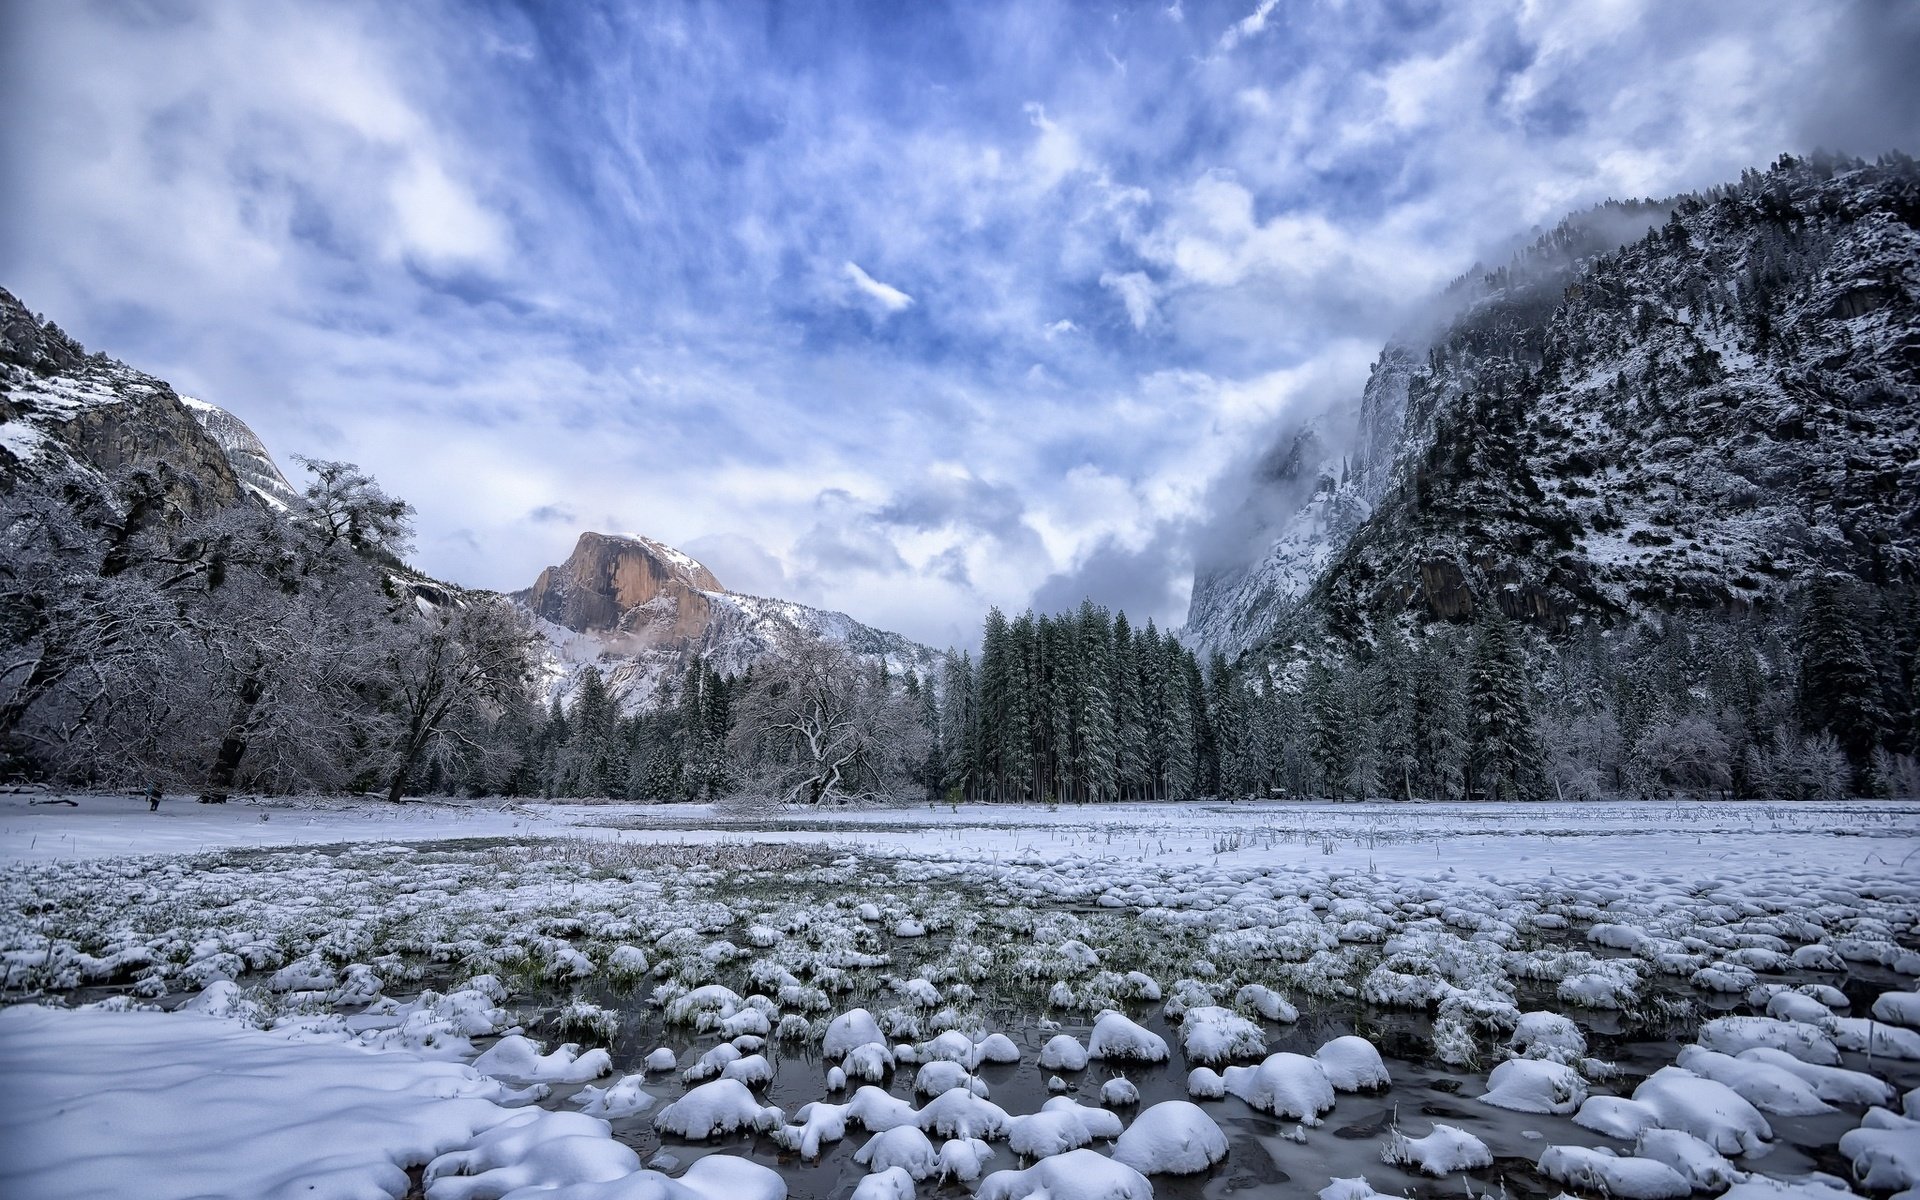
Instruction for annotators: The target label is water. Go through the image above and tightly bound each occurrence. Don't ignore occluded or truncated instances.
[502,957,1920,1200]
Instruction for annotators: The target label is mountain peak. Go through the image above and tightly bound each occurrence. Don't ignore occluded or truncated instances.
[524,530,723,637]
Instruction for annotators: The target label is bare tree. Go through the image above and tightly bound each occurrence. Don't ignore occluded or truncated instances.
[726,630,926,808]
[371,598,539,802]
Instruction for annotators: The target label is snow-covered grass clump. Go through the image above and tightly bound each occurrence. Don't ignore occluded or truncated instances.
[1383,1124,1492,1175]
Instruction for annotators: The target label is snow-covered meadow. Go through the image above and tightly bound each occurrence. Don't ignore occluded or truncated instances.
[1,796,1917,1200]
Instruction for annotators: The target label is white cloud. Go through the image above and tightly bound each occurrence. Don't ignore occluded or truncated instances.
[842,261,915,313]
[1099,270,1160,331]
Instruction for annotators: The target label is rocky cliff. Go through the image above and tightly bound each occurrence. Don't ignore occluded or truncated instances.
[1187,153,1920,655]
[520,531,940,712]
[1,287,245,518]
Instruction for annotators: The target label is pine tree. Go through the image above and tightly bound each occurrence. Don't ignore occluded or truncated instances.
[1797,574,1886,791]
[1110,613,1146,801]
[1468,613,1538,800]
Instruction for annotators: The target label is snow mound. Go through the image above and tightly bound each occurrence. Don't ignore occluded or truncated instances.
[575,1074,658,1119]
[1223,1052,1337,1120]
[1675,1046,1831,1115]
[471,1035,613,1084]
[1181,1005,1266,1064]
[774,1101,848,1159]
[1509,1011,1586,1062]
[425,1109,639,1199]
[1871,990,1920,1029]
[0,1006,523,1200]
[1574,1095,1663,1138]
[854,1125,938,1179]
[851,1165,916,1200]
[1478,1058,1587,1114]
[1088,1010,1170,1062]
[1187,1067,1226,1099]
[1040,1033,1089,1071]
[1382,1124,1492,1175]
[1696,1017,1840,1065]
[1632,1067,1772,1156]
[1113,1100,1228,1175]
[1635,1128,1744,1193]
[917,1086,1013,1139]
[976,1147,1153,1200]
[1735,1048,1895,1107]
[1837,1106,1920,1192]
[825,1008,888,1058]
[1537,1145,1691,1200]
[1315,1035,1390,1091]
[1823,1016,1920,1059]
[652,1079,782,1139]
[1235,983,1298,1022]
[936,1137,995,1182]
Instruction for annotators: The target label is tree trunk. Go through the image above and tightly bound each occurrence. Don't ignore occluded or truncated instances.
[201,673,266,802]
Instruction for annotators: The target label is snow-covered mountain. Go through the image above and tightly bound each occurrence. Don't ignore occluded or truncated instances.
[180,396,298,509]
[1,285,939,715]
[1,287,247,518]
[1187,153,1920,656]
[519,530,940,712]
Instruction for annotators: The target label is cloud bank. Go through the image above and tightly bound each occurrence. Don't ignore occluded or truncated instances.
[1,0,1912,650]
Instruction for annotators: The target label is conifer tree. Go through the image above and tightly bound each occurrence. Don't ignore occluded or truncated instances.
[1468,612,1538,800]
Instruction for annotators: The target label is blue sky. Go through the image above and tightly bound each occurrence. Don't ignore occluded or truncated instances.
[3,0,1914,648]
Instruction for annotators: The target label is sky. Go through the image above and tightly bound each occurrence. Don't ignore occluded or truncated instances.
[3,0,1915,651]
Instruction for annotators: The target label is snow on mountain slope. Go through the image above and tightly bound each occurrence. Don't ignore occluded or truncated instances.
[1188,154,1920,654]
[180,396,299,509]
[521,531,940,712]
[0,287,245,517]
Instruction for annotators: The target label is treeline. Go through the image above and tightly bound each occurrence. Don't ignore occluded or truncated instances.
[2,460,538,800]
[921,578,1918,806]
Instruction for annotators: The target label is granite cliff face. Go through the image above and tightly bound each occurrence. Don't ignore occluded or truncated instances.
[1186,154,1920,655]
[520,531,940,712]
[1,287,244,518]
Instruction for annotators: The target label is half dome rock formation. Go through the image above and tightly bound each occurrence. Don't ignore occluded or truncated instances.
[518,532,938,712]
[525,531,722,644]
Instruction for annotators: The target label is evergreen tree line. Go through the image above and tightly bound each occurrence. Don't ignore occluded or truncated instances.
[490,661,744,802]
[915,578,1919,806]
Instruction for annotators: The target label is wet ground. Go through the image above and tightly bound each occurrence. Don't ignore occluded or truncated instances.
[466,949,1920,1200]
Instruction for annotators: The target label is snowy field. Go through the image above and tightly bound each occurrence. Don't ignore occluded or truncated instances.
[1,797,1917,1200]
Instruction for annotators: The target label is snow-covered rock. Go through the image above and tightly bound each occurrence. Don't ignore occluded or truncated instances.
[1087,1010,1169,1063]
[1478,1058,1587,1115]
[651,1079,782,1139]
[1223,1052,1337,1120]
[976,1148,1153,1200]
[1112,1101,1229,1175]
[1538,1145,1691,1200]
[1315,1035,1389,1091]
[1382,1124,1492,1176]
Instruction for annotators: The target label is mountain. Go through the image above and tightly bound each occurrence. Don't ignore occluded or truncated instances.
[0,285,938,717]
[180,396,298,509]
[1187,153,1920,656]
[1,287,246,518]
[519,530,940,712]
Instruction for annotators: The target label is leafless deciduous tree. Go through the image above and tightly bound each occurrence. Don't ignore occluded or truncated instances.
[726,630,926,808]
[370,597,539,803]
